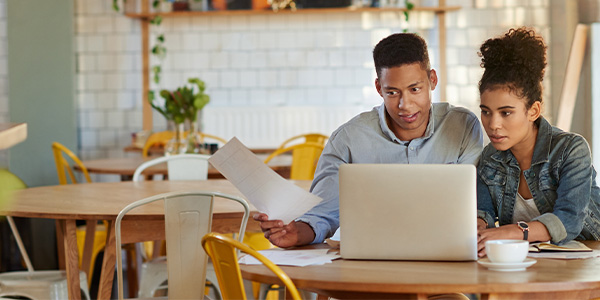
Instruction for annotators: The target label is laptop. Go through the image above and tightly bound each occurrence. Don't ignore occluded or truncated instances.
[338,164,477,261]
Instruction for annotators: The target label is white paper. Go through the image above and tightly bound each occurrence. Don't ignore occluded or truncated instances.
[208,137,322,224]
[238,248,341,266]
[527,249,600,260]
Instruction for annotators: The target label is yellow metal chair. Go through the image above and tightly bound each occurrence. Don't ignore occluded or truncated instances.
[201,233,302,300]
[264,142,325,180]
[51,142,106,286]
[277,133,328,149]
[142,131,174,158]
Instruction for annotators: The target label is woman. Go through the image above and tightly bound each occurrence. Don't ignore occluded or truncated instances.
[476,27,600,256]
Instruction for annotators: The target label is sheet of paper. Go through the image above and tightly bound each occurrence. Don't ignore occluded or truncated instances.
[239,248,341,266]
[208,137,322,224]
[527,249,600,260]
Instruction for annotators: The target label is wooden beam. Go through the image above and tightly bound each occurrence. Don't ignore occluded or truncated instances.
[556,24,589,131]
[142,0,153,131]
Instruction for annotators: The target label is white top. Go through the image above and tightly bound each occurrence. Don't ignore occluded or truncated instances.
[513,193,541,223]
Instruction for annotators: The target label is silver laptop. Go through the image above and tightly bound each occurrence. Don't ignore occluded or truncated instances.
[339,164,477,261]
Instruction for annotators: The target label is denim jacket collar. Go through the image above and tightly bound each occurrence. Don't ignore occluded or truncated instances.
[489,116,552,168]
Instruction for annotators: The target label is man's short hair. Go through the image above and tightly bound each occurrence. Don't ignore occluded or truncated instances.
[373,33,431,77]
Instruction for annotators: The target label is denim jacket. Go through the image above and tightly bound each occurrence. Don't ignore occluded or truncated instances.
[477,116,600,244]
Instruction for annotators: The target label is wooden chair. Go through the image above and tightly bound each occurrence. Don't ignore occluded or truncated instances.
[50,142,106,287]
[115,191,250,300]
[0,169,91,300]
[201,232,301,300]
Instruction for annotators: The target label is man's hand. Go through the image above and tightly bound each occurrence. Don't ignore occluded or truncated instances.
[253,213,315,248]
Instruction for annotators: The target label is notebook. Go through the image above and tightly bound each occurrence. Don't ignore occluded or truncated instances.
[338,164,478,261]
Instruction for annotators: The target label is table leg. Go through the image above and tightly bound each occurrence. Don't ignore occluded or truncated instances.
[58,219,82,300]
[55,220,65,269]
[81,220,97,283]
[98,220,117,300]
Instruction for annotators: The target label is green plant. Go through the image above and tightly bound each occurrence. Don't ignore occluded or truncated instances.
[148,78,211,124]
[113,0,166,85]
[403,0,414,33]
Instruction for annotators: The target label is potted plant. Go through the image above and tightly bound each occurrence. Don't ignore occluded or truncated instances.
[148,77,210,154]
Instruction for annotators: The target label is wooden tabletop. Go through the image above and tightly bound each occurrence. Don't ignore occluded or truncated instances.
[2,179,312,300]
[241,241,600,299]
[0,123,27,150]
[77,154,292,180]
[2,179,310,221]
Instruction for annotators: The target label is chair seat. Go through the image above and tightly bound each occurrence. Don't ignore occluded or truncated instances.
[0,270,90,300]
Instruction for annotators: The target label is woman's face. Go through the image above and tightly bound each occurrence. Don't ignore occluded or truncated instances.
[479,87,540,152]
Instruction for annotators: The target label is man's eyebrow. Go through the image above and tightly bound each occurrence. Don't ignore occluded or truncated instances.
[407,80,424,88]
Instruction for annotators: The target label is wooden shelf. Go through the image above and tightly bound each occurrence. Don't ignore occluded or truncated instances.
[125,6,460,19]
[0,123,27,150]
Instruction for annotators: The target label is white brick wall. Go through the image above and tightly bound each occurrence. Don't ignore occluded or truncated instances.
[0,0,555,162]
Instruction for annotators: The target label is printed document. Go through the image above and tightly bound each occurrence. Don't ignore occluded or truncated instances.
[208,137,322,224]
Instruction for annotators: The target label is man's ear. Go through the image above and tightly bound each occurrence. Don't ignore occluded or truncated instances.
[375,78,383,97]
[429,69,438,90]
[528,101,542,121]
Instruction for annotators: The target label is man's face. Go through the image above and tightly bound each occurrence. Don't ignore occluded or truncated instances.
[375,64,437,141]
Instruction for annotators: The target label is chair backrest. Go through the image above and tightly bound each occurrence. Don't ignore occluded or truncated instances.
[277,133,328,150]
[0,169,33,272]
[115,191,250,300]
[51,142,91,184]
[142,131,175,158]
[264,142,325,180]
[201,232,301,300]
[198,132,227,145]
[132,154,211,181]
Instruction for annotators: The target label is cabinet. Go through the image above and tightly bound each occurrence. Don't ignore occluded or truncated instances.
[123,1,459,130]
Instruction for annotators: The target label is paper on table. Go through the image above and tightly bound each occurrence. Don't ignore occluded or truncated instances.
[208,137,322,224]
[238,248,341,266]
[527,249,600,260]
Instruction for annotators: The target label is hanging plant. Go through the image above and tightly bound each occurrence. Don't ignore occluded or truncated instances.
[403,0,414,33]
[113,0,167,97]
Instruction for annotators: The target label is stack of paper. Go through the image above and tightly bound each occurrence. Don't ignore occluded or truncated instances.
[239,248,341,267]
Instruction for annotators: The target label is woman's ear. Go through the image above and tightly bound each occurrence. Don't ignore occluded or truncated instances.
[528,101,542,121]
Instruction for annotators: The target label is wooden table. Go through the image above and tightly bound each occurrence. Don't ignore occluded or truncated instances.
[78,154,291,181]
[241,241,600,300]
[1,179,312,300]
[0,123,27,150]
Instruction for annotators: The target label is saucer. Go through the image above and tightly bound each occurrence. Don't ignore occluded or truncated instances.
[477,258,537,272]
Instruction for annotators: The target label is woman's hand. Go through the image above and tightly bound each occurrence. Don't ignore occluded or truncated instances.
[477,224,522,257]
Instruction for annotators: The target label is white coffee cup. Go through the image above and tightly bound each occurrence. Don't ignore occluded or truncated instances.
[485,240,529,263]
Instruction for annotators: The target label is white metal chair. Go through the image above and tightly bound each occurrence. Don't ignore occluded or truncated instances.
[0,169,91,300]
[115,191,249,300]
[133,153,211,182]
[132,154,217,298]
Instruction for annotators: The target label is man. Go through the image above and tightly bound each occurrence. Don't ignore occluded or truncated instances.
[256,33,484,248]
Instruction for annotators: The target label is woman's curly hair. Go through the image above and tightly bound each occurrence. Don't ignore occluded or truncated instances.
[478,27,547,108]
